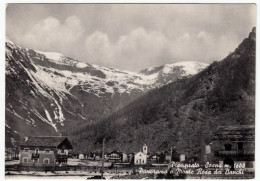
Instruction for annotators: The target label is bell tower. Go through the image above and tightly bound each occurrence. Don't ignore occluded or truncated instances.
[142,144,148,155]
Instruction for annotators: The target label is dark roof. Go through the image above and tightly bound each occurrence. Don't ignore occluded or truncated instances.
[108,151,123,155]
[214,125,254,141]
[20,136,73,149]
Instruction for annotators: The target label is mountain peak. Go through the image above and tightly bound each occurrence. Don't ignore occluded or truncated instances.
[249,27,256,41]
[139,61,208,76]
[6,37,14,45]
[252,27,256,33]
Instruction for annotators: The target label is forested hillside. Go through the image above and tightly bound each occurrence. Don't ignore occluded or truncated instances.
[71,28,255,159]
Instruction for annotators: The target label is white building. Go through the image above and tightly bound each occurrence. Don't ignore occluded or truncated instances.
[180,154,186,162]
[134,151,147,165]
[205,145,211,154]
[79,153,85,160]
[122,152,128,162]
[134,144,148,165]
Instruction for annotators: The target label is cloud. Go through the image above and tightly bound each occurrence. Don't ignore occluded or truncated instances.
[7,4,255,72]
[84,27,241,71]
[20,16,84,53]
[6,4,255,71]
[85,31,114,66]
[16,16,242,72]
[167,31,240,63]
[116,28,167,61]
[84,27,168,70]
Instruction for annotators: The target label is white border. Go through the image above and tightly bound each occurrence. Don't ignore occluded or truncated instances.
[1,1,259,181]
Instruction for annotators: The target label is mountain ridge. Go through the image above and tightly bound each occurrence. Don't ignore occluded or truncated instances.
[70,28,255,156]
[5,38,208,147]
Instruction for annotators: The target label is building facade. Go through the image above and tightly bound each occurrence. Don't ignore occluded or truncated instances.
[5,147,19,161]
[19,136,73,166]
[134,151,147,165]
[205,125,254,172]
[134,144,148,165]
[148,154,160,163]
[108,151,128,162]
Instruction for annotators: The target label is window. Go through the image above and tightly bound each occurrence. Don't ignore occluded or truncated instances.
[33,158,38,163]
[22,157,28,163]
[245,161,254,168]
[224,144,232,151]
[238,142,243,150]
[24,148,29,152]
[136,160,138,163]
[143,160,144,163]
[43,158,50,164]
[35,148,39,154]
[45,149,50,153]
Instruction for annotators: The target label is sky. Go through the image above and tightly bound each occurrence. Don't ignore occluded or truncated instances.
[6,4,256,72]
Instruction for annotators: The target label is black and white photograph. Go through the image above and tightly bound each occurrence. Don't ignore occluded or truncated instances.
[4,3,257,179]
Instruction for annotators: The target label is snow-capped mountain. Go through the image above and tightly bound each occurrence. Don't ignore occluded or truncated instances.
[139,61,208,85]
[5,38,208,145]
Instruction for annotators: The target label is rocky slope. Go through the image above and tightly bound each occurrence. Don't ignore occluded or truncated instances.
[74,28,255,157]
[5,38,207,146]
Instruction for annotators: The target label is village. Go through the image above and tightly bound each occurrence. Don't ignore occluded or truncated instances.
[5,125,255,179]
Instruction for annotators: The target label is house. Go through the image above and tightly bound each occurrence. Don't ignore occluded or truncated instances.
[179,154,186,162]
[104,154,109,161]
[205,125,254,172]
[88,152,96,160]
[121,152,128,162]
[19,136,73,166]
[148,154,160,163]
[134,144,148,165]
[5,147,19,161]
[107,151,128,162]
[79,153,85,160]
[95,155,101,161]
[165,155,172,162]
[128,153,135,164]
[108,151,121,162]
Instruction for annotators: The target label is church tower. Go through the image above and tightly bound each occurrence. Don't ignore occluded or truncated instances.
[142,144,148,155]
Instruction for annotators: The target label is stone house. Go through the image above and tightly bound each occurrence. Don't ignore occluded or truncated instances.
[19,136,73,166]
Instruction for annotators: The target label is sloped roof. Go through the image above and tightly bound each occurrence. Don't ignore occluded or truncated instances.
[108,151,127,155]
[134,151,147,156]
[20,136,73,149]
[108,151,122,155]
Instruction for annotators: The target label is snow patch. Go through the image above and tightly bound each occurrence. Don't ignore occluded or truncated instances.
[76,62,88,68]
[44,110,58,132]
[5,124,11,129]
[35,50,64,61]
[163,61,208,75]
